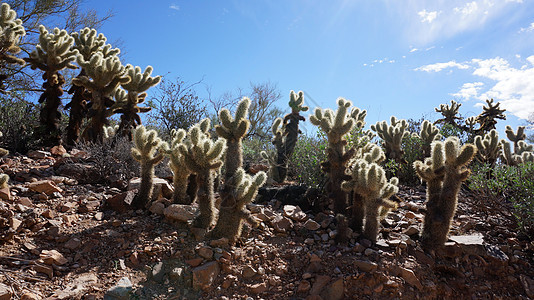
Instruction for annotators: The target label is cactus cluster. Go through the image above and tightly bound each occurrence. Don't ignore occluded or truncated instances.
[419,120,442,158]
[262,90,308,183]
[476,99,506,133]
[414,137,476,249]
[0,2,25,92]
[474,129,501,166]
[130,126,167,208]
[434,100,462,126]
[371,116,409,164]
[499,125,534,165]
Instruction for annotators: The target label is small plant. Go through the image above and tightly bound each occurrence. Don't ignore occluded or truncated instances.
[414,137,476,249]
[288,133,328,188]
[130,125,167,208]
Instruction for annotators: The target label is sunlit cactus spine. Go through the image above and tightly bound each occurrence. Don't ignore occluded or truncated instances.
[500,139,533,166]
[370,116,409,164]
[0,3,26,93]
[474,129,501,166]
[24,25,78,146]
[414,137,476,249]
[115,65,161,139]
[166,128,192,204]
[419,120,442,158]
[211,168,267,241]
[131,126,167,208]
[263,90,308,183]
[179,125,226,229]
[476,99,506,134]
[310,98,357,214]
[434,100,462,127]
[505,125,526,153]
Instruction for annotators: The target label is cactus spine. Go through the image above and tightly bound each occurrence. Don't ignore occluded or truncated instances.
[178,125,225,229]
[474,129,501,166]
[166,128,192,204]
[131,126,167,208]
[476,99,506,133]
[419,120,442,158]
[414,137,476,249]
[371,116,409,163]
[264,90,308,183]
[24,25,78,146]
[434,100,462,127]
[309,98,357,214]
[505,125,526,154]
[0,3,26,92]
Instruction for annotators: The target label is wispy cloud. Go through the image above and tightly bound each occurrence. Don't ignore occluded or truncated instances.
[519,22,534,33]
[364,58,396,67]
[169,4,180,11]
[415,61,470,72]
[421,56,534,119]
[418,9,439,23]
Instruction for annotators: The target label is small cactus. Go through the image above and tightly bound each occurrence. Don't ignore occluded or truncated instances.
[211,168,267,241]
[179,125,226,229]
[131,126,167,208]
[371,116,409,164]
[505,125,526,154]
[414,137,476,249]
[419,120,442,158]
[474,129,501,166]
[166,128,192,204]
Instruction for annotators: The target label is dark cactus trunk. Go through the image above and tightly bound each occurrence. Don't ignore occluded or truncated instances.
[275,113,305,182]
[65,70,90,145]
[349,192,365,233]
[38,71,65,146]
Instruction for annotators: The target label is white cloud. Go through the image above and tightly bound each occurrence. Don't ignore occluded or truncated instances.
[418,9,439,23]
[453,2,479,16]
[410,48,418,53]
[519,22,534,33]
[169,4,180,11]
[415,61,470,72]
[428,56,534,120]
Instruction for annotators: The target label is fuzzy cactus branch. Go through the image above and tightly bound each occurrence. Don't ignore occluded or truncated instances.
[434,100,462,126]
[476,99,506,133]
[474,129,501,166]
[370,116,409,164]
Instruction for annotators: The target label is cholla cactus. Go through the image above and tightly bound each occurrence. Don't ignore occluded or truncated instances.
[211,168,267,241]
[342,159,398,242]
[73,51,130,142]
[0,131,7,188]
[131,126,167,208]
[500,140,534,166]
[24,25,78,145]
[419,120,442,158]
[115,65,161,139]
[414,137,476,249]
[476,99,506,133]
[505,125,526,153]
[179,125,226,229]
[66,28,113,145]
[474,129,501,166]
[262,90,308,183]
[0,3,25,66]
[103,124,119,140]
[309,98,357,214]
[435,100,462,126]
[371,116,409,164]
[166,128,192,204]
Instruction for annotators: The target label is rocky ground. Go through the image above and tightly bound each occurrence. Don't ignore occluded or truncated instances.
[0,148,533,300]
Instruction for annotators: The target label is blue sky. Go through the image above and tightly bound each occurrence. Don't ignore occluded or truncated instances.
[87,0,534,136]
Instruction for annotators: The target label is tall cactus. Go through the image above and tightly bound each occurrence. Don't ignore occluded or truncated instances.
[434,100,463,127]
[476,99,506,133]
[0,3,26,92]
[72,51,130,142]
[474,129,501,166]
[166,128,191,204]
[263,90,308,183]
[414,137,476,249]
[419,120,442,158]
[131,126,167,208]
[211,168,267,241]
[115,65,161,139]
[310,98,358,214]
[371,116,409,164]
[66,28,111,145]
[505,125,526,154]
[24,25,78,146]
[178,125,225,229]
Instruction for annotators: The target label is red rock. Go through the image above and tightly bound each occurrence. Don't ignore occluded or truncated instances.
[0,282,12,300]
[106,190,136,213]
[192,261,220,291]
[0,187,11,201]
[50,145,67,156]
[271,215,293,232]
[249,282,268,294]
[310,275,330,295]
[21,292,41,300]
[33,263,54,278]
[297,280,311,294]
[28,180,63,195]
[42,209,56,219]
[186,258,204,267]
[40,249,68,265]
[322,278,344,300]
[284,205,307,221]
[397,267,423,291]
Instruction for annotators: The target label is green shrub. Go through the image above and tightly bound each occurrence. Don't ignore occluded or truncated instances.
[0,94,40,153]
[469,162,534,238]
[287,132,328,188]
[243,137,273,166]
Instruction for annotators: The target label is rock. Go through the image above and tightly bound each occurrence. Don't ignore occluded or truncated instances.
[169,267,184,282]
[164,204,198,222]
[0,282,12,300]
[50,145,67,156]
[248,282,268,294]
[78,200,100,213]
[64,238,82,250]
[271,215,293,232]
[186,258,203,268]
[56,163,102,184]
[27,150,50,159]
[0,187,11,201]
[322,278,344,300]
[106,190,136,213]
[297,280,311,294]
[40,249,68,265]
[104,277,132,300]
[198,246,214,259]
[20,293,40,300]
[9,217,22,231]
[192,261,220,291]
[354,260,378,272]
[149,201,165,215]
[17,197,32,206]
[242,266,257,279]
[485,244,509,262]
[310,275,330,295]
[28,180,63,195]
[58,201,77,212]
[449,234,484,245]
[304,219,321,231]
[520,274,534,299]
[128,177,173,200]
[42,209,56,219]
[210,237,229,247]
[32,263,53,278]
[403,225,420,236]
[283,205,307,221]
[398,267,423,291]
[53,273,98,299]
[151,262,166,283]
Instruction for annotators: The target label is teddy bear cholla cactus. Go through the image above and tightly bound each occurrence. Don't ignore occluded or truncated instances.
[131,125,167,208]
[178,124,225,229]
[474,129,501,166]
[419,120,442,158]
[0,3,26,93]
[414,137,476,249]
[371,116,409,164]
